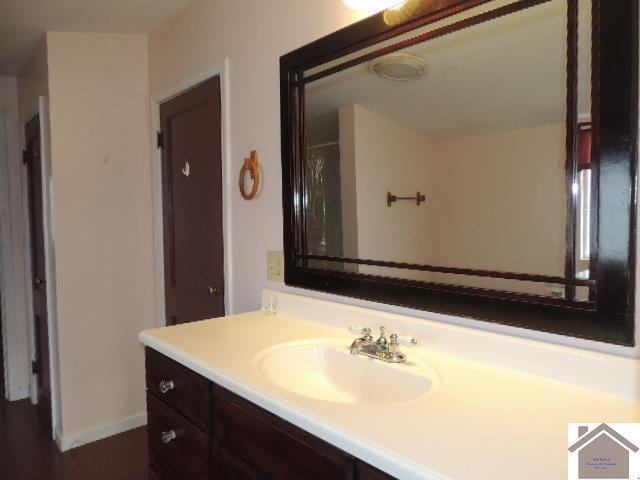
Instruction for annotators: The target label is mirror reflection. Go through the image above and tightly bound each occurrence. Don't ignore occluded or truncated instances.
[301,0,593,301]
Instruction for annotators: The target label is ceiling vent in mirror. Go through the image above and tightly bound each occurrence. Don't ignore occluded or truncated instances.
[370,53,429,81]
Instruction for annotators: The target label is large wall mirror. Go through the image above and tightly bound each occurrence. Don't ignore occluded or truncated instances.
[280,0,638,345]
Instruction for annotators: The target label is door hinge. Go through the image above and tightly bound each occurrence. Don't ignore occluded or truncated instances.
[156,131,163,149]
[31,360,38,375]
[22,149,29,165]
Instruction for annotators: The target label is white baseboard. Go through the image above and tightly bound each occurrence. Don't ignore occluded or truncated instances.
[53,426,64,450]
[7,385,30,402]
[57,412,147,452]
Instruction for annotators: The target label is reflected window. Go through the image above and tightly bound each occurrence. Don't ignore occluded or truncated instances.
[578,168,591,261]
[577,123,592,262]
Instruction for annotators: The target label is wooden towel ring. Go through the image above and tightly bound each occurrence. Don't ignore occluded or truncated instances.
[239,151,260,200]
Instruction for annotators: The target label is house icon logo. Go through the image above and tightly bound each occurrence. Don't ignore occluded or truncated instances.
[568,423,640,479]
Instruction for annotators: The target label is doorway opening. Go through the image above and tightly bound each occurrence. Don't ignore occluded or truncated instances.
[24,113,52,431]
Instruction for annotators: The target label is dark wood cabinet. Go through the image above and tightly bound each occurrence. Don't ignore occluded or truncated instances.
[357,463,397,480]
[145,348,399,480]
[147,394,210,480]
[212,385,354,480]
[146,347,211,433]
[212,444,269,480]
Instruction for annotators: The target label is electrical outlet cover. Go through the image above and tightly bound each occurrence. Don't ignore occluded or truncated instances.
[267,251,285,282]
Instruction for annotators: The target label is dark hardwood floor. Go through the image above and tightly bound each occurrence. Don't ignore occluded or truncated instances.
[0,399,148,479]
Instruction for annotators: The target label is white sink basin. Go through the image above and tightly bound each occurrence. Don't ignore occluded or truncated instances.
[254,340,435,404]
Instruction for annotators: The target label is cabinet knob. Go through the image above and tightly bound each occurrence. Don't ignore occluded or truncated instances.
[161,429,177,444]
[158,380,175,394]
[208,286,222,295]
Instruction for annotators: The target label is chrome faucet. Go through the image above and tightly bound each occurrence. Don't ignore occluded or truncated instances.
[349,326,414,363]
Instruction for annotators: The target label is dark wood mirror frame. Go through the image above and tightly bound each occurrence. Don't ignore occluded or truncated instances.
[280,0,638,346]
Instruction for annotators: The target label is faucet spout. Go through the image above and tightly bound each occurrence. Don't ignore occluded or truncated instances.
[349,326,410,364]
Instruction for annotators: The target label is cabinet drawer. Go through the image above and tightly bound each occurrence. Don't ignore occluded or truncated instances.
[357,462,398,480]
[212,443,268,480]
[212,386,354,480]
[146,347,211,433]
[148,394,210,480]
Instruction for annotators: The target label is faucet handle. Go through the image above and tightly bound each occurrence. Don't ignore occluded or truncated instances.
[388,334,407,362]
[377,326,388,346]
[389,334,400,353]
[349,325,372,340]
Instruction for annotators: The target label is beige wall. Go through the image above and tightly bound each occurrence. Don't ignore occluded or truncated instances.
[428,123,567,295]
[0,76,31,400]
[339,105,566,295]
[46,32,155,438]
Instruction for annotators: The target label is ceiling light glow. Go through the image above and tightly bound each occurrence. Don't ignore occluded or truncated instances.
[343,0,407,13]
[342,0,365,9]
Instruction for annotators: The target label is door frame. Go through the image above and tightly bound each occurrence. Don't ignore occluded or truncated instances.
[0,110,11,400]
[151,59,234,326]
[21,97,61,440]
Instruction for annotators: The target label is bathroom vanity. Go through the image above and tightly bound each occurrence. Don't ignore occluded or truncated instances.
[145,346,392,480]
[140,290,640,480]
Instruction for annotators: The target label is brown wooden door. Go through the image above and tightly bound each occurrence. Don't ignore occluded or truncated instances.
[160,77,225,325]
[24,115,51,426]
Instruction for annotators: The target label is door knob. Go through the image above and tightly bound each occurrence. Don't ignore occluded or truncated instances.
[161,430,177,444]
[208,286,222,295]
[158,380,175,394]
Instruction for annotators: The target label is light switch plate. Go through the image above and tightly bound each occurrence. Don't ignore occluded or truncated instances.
[267,251,285,283]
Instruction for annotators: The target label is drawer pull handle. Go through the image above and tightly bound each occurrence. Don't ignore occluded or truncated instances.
[161,429,177,444]
[158,380,175,394]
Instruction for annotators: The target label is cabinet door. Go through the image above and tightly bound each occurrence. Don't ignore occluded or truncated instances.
[211,443,268,480]
[212,386,354,480]
[357,462,398,480]
[148,394,210,480]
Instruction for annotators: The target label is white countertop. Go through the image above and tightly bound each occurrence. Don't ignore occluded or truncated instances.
[139,305,640,480]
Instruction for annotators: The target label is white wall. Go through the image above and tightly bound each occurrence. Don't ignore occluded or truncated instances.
[340,104,436,279]
[46,32,155,442]
[0,76,30,400]
[148,0,639,358]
